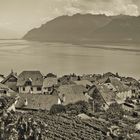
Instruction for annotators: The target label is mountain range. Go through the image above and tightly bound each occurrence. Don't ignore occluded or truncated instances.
[23,14,140,43]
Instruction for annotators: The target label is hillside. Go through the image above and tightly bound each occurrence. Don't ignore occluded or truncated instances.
[23,14,140,43]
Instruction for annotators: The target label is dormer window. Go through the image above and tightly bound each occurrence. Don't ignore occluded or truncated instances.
[25,78,32,86]
[25,81,32,86]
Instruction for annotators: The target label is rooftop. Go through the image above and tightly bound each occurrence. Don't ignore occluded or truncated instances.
[58,84,88,105]
[17,71,43,87]
[15,94,58,110]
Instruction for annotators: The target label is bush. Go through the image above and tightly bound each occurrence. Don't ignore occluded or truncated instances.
[106,102,124,121]
[66,101,89,115]
[50,104,66,115]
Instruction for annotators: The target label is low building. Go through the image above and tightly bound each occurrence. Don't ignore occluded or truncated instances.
[104,77,132,101]
[17,71,43,94]
[88,84,116,110]
[1,71,18,92]
[43,75,57,94]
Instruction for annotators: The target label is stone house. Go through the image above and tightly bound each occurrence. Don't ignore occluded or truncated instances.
[17,71,43,94]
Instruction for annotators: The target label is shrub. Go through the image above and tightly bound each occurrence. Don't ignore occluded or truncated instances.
[50,104,66,115]
[106,102,124,121]
[66,101,89,115]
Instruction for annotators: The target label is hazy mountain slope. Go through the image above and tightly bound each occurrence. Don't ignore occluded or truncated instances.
[23,14,111,42]
[23,14,140,43]
[90,16,140,42]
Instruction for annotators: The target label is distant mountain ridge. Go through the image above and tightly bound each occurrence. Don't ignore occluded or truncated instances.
[23,14,140,43]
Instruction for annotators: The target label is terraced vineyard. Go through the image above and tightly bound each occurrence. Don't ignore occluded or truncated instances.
[27,112,108,140]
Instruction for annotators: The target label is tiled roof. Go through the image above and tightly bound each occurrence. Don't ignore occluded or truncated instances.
[1,72,17,84]
[96,84,116,104]
[45,73,57,78]
[15,94,58,110]
[0,83,9,90]
[43,77,57,88]
[17,71,43,86]
[106,77,130,92]
[73,80,93,87]
[0,83,15,93]
[58,84,88,105]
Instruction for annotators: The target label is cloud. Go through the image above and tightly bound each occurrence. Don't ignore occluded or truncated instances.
[60,0,139,16]
[0,0,139,38]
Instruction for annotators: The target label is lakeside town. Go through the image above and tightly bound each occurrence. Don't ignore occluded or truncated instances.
[0,70,140,140]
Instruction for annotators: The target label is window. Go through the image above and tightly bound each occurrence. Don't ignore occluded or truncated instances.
[23,87,25,91]
[31,87,33,91]
[37,87,41,91]
[25,81,32,86]
[48,87,51,91]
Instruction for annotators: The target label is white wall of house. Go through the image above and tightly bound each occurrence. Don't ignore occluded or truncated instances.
[18,86,42,94]
[117,90,132,100]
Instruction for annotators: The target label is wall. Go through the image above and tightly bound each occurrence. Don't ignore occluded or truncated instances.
[117,90,132,100]
[18,86,42,94]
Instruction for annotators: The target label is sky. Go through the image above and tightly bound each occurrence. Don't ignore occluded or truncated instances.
[0,0,140,38]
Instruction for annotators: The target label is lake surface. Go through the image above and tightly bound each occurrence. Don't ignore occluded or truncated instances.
[0,40,140,79]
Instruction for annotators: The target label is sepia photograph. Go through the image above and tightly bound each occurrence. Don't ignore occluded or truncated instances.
[0,0,140,139]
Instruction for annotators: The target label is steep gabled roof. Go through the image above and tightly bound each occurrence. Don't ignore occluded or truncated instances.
[1,72,17,84]
[88,84,116,105]
[43,77,58,88]
[96,84,116,105]
[105,77,130,92]
[17,71,43,86]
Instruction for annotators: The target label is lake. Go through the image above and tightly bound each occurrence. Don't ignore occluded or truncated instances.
[0,40,139,79]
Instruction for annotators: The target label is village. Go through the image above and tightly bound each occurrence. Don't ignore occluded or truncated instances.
[0,70,140,140]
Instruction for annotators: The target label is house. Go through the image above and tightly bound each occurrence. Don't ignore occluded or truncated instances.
[17,71,43,94]
[0,83,18,97]
[0,74,5,82]
[43,74,58,94]
[88,84,116,110]
[0,83,10,95]
[1,70,18,92]
[104,77,132,100]
[15,93,58,111]
[57,84,88,105]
